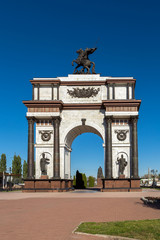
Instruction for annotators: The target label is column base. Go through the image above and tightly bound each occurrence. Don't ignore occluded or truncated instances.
[51,176,61,180]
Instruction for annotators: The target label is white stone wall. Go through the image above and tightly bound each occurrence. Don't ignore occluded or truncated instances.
[39,85,52,100]
[115,85,127,99]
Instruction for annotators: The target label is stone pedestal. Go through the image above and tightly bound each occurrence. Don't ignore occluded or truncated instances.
[40,175,48,179]
[119,174,125,179]
[23,179,73,192]
[97,178,103,188]
[102,178,141,192]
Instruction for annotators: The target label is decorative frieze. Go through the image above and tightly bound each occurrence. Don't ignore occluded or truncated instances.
[67,87,100,98]
[28,107,59,112]
[106,106,137,112]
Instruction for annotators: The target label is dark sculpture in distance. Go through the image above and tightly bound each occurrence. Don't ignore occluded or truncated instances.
[97,166,103,178]
[40,153,50,175]
[72,47,97,74]
[117,154,128,175]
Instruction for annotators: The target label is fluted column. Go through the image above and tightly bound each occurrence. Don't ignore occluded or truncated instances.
[105,116,113,178]
[27,117,35,179]
[53,117,61,178]
[131,116,139,178]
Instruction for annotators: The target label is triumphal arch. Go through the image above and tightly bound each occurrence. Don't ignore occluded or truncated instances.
[23,48,141,192]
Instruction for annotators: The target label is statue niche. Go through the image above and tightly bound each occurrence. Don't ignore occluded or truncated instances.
[40,153,50,176]
[117,154,128,177]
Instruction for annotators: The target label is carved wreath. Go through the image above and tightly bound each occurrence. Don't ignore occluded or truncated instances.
[67,87,100,98]
[115,130,129,141]
[39,131,53,141]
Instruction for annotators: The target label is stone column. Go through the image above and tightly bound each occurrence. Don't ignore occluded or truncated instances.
[105,116,113,178]
[53,117,61,178]
[131,116,139,178]
[27,117,35,179]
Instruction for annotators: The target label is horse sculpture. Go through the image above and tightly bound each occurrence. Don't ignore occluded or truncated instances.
[72,47,97,74]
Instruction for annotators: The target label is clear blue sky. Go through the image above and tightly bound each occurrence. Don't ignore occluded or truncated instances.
[0,0,160,177]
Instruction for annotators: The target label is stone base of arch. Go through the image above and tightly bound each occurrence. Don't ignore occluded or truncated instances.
[101,178,141,192]
[22,179,73,192]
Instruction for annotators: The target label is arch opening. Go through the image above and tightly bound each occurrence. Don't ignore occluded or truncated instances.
[64,125,103,149]
[63,125,104,181]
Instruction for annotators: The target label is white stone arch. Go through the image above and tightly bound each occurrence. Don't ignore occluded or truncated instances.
[61,122,105,179]
[62,121,105,148]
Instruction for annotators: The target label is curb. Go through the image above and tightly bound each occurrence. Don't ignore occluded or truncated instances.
[74,232,138,240]
[73,222,138,240]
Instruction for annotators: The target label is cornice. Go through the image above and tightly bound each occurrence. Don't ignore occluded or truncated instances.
[30,79,61,85]
[106,79,136,84]
[23,100,63,109]
[23,99,141,111]
[60,81,107,86]
[29,78,136,86]
[63,103,103,110]
[102,100,141,110]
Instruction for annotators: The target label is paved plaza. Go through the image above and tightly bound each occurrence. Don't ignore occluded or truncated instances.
[0,189,160,240]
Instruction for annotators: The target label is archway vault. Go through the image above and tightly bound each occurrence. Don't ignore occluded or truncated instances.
[64,125,103,149]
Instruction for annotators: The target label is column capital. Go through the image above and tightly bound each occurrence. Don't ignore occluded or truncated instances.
[105,115,113,123]
[52,116,61,124]
[26,117,35,123]
[130,116,138,123]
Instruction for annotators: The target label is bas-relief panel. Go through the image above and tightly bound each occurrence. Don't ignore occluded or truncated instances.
[36,124,54,145]
[59,85,102,103]
[112,124,130,144]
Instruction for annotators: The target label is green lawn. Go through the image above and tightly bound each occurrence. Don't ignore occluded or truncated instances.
[76,219,160,240]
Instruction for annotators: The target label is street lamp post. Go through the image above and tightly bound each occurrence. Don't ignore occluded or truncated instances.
[9,167,12,191]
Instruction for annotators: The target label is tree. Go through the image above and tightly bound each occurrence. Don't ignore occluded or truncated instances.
[0,154,7,172]
[151,169,158,187]
[73,175,76,186]
[88,176,95,187]
[23,160,28,179]
[12,155,22,183]
[76,170,85,189]
[82,173,87,188]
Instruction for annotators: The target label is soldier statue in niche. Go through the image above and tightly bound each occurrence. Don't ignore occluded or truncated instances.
[117,154,128,176]
[40,153,50,175]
